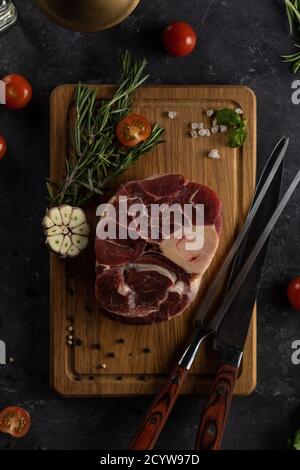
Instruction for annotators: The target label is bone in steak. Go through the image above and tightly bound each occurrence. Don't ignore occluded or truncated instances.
[95,174,221,324]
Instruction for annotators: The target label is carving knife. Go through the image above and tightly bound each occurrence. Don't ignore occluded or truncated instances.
[128,137,299,450]
[194,145,284,450]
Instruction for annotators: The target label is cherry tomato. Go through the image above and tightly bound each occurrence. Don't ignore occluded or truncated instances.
[0,135,7,160]
[2,74,32,109]
[163,21,197,57]
[116,114,152,148]
[0,406,31,438]
[287,277,300,310]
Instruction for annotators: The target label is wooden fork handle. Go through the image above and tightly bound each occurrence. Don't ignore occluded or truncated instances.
[195,363,238,450]
[128,364,189,450]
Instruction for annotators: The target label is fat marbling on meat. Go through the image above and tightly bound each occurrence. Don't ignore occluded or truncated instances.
[95,174,221,324]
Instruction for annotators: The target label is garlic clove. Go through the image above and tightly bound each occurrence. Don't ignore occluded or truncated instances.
[72,222,90,236]
[71,234,89,251]
[60,235,72,257]
[46,226,63,236]
[59,205,73,226]
[48,207,63,226]
[67,245,81,258]
[46,235,64,253]
[69,208,86,228]
[42,215,54,229]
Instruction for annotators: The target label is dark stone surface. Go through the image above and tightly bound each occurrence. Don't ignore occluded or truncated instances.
[0,0,299,450]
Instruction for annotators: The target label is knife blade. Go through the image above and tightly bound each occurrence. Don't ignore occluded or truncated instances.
[207,167,300,333]
[214,135,287,354]
[216,167,284,362]
[194,160,284,450]
[194,136,289,326]
[179,137,290,370]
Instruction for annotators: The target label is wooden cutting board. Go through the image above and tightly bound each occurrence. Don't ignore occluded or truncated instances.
[50,84,256,396]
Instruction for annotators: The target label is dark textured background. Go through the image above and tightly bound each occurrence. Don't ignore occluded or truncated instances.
[0,0,299,451]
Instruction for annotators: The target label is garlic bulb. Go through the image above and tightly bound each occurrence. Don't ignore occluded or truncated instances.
[43,205,90,258]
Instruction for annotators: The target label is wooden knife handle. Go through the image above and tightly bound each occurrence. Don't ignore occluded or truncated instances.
[195,363,238,450]
[128,364,189,450]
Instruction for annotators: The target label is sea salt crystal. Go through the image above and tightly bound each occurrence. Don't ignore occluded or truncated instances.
[208,149,221,159]
[198,128,207,137]
[211,125,219,134]
[206,109,214,117]
[168,111,177,119]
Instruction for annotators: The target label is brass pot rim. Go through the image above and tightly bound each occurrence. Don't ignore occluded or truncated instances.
[34,0,140,32]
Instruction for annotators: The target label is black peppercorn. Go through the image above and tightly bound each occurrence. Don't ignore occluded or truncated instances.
[116,338,125,344]
[106,352,115,358]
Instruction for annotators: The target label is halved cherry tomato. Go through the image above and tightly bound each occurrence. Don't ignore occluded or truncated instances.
[0,134,7,160]
[163,21,197,57]
[287,277,300,310]
[2,74,32,109]
[116,114,151,148]
[0,406,30,438]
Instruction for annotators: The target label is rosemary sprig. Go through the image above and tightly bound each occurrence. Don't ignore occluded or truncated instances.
[282,43,300,73]
[47,51,164,207]
[286,0,300,34]
[282,0,300,73]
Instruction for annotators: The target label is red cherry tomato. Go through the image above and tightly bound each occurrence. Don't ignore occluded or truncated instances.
[0,134,7,160]
[2,74,32,109]
[287,277,300,310]
[163,21,197,56]
[0,406,31,438]
[116,114,152,148]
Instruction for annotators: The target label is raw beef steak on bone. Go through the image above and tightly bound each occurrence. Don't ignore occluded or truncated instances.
[95,174,221,324]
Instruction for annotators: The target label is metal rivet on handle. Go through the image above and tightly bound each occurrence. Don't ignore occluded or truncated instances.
[216,386,226,396]
[149,416,158,425]
[207,422,217,436]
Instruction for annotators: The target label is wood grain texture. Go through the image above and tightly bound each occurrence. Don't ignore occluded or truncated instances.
[128,364,189,450]
[195,363,239,450]
[50,85,257,396]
